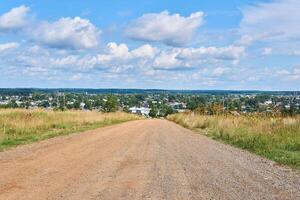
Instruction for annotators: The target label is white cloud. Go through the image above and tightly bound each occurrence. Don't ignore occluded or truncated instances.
[49,43,157,70]
[0,6,101,50]
[96,43,131,63]
[6,41,247,83]
[0,42,19,52]
[275,67,300,81]
[154,50,182,69]
[262,48,273,56]
[240,0,300,43]
[211,67,228,76]
[177,46,245,61]
[93,43,157,65]
[291,51,300,56]
[23,67,49,76]
[235,34,268,46]
[31,17,100,50]
[153,45,245,70]
[51,55,79,66]
[0,5,30,32]
[48,43,178,71]
[125,10,204,46]
[69,74,84,81]
[131,44,157,59]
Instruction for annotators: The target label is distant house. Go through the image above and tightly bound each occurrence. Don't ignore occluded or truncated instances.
[0,100,9,105]
[129,107,150,117]
[264,100,273,105]
[176,109,187,113]
[169,102,187,109]
[67,101,74,105]
[16,101,23,106]
[80,102,85,109]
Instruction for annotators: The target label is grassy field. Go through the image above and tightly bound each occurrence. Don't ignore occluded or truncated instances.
[0,109,140,151]
[168,113,300,169]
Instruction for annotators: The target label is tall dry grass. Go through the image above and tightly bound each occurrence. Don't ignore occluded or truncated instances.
[168,113,300,169]
[0,109,140,150]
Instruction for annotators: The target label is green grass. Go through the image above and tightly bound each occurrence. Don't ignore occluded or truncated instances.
[168,113,300,170]
[0,109,140,151]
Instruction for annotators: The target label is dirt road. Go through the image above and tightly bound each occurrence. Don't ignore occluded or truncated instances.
[0,120,299,200]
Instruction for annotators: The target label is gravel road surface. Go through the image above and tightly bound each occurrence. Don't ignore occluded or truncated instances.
[0,119,299,200]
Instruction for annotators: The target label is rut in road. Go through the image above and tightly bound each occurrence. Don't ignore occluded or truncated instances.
[0,119,299,200]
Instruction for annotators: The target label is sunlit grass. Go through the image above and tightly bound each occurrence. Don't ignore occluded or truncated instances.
[0,109,140,151]
[168,113,300,169]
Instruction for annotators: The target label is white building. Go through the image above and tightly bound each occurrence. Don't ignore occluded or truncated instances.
[0,100,9,105]
[264,100,273,105]
[80,102,85,109]
[129,107,150,117]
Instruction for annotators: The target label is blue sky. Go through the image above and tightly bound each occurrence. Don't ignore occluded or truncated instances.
[0,0,299,90]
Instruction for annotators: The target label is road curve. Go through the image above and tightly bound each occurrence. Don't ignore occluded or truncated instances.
[0,119,299,200]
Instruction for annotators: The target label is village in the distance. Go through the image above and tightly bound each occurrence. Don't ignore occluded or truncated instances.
[1,89,299,117]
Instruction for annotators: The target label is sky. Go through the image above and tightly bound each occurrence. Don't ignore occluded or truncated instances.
[0,0,300,90]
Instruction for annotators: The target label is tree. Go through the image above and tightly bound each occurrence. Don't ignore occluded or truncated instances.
[73,100,81,109]
[164,105,174,116]
[40,100,50,108]
[103,95,118,112]
[208,103,224,115]
[7,100,18,108]
[195,105,206,115]
[93,99,103,109]
[122,106,130,113]
[66,103,74,110]
[187,96,207,110]
[84,100,92,110]
[159,104,174,117]
[149,105,158,118]
[25,101,30,109]
[58,96,66,111]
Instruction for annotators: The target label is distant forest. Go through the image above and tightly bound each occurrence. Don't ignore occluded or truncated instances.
[0,88,298,96]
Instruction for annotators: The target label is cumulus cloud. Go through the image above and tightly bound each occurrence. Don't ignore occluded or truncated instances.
[211,67,229,76]
[275,67,300,81]
[131,44,157,59]
[125,10,204,46]
[51,55,79,66]
[31,17,100,50]
[235,34,268,46]
[3,40,248,86]
[152,45,245,70]
[95,43,131,63]
[153,49,182,69]
[0,5,30,32]
[47,42,243,71]
[0,6,101,50]
[177,46,245,61]
[0,42,19,52]
[92,43,157,65]
[50,43,179,70]
[240,0,300,44]
[49,43,157,70]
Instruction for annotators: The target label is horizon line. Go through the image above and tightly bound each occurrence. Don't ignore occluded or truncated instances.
[0,88,299,92]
